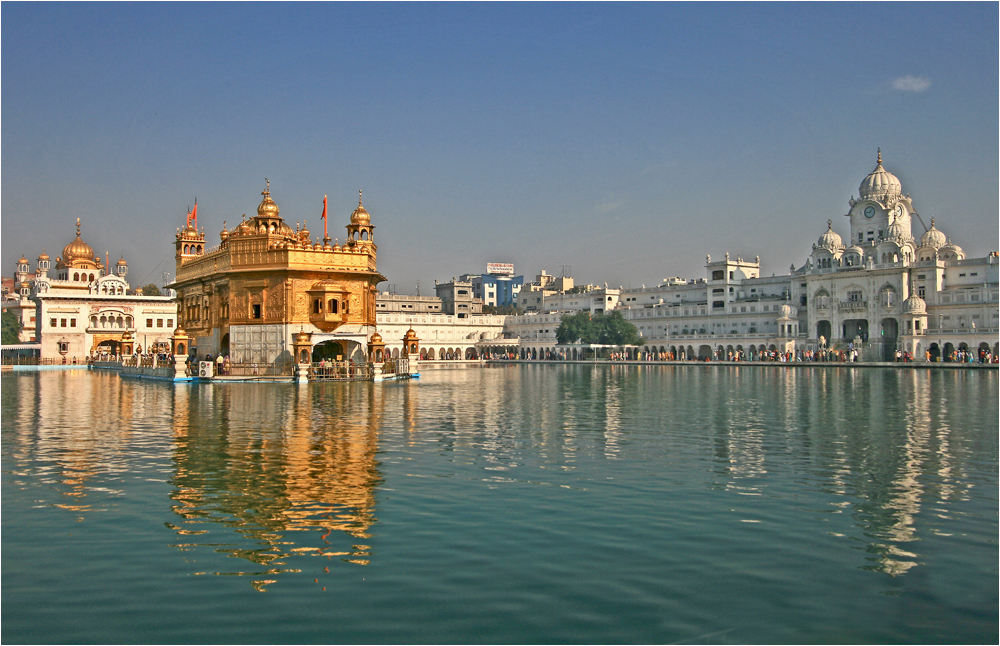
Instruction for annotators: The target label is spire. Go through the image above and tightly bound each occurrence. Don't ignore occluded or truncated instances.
[262,177,270,198]
[876,147,882,166]
[358,189,363,207]
[76,218,81,237]
[827,219,833,230]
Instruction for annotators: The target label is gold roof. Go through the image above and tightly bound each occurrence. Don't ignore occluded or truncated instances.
[351,190,370,225]
[62,218,96,264]
[257,179,280,219]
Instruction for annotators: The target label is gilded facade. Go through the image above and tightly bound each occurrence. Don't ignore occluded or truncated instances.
[170,183,385,363]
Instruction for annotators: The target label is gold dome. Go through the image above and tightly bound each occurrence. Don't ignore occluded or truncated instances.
[370,331,383,344]
[351,189,371,225]
[257,179,280,219]
[18,255,28,265]
[117,256,128,266]
[37,250,50,261]
[62,219,96,263]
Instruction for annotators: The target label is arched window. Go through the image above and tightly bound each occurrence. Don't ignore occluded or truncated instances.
[328,299,338,314]
[313,299,322,314]
[74,272,80,281]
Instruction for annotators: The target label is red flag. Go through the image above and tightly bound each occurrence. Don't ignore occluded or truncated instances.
[191,199,198,229]
[321,194,328,239]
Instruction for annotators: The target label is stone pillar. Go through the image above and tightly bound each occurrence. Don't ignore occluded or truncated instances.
[367,331,386,381]
[170,327,191,379]
[292,329,313,383]
[402,327,420,375]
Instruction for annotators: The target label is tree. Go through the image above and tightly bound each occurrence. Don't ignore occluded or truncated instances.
[556,310,599,344]
[2,309,22,344]
[483,304,523,315]
[556,310,643,346]
[141,284,161,296]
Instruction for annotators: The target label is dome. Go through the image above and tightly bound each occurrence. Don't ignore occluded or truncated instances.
[920,218,947,249]
[886,215,911,243]
[817,220,842,248]
[902,295,926,314]
[62,219,96,263]
[858,149,902,202]
[38,250,50,261]
[370,331,383,344]
[351,190,371,225]
[778,304,798,319]
[117,257,128,266]
[257,182,280,219]
[18,255,28,265]
[940,238,964,257]
[845,244,864,256]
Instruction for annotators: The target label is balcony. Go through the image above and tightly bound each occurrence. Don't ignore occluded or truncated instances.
[838,300,867,314]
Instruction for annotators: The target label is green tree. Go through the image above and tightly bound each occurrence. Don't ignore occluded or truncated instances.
[2,309,22,344]
[556,310,598,344]
[483,304,523,315]
[141,284,161,296]
[556,310,643,346]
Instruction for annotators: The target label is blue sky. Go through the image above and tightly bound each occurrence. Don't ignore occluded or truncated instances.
[3,2,997,292]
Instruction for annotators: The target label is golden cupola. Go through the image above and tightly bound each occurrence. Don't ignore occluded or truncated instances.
[346,189,375,246]
[60,218,98,268]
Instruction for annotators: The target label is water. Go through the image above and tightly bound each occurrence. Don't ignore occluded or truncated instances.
[2,365,997,644]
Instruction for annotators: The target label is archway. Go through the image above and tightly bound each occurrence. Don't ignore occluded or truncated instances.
[842,319,869,343]
[816,320,832,344]
[698,345,712,360]
[880,318,898,361]
[312,340,344,362]
[928,342,941,362]
[220,333,230,357]
[943,342,955,362]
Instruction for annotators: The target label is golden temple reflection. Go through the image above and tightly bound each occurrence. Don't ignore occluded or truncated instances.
[168,382,385,583]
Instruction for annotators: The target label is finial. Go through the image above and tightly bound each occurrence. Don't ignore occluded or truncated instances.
[262,178,270,196]
[827,219,832,230]
[223,220,227,230]
[76,218,81,236]
[358,189,363,206]
[930,217,935,227]
[877,147,882,165]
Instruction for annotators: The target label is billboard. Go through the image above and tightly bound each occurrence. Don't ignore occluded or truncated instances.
[487,262,514,275]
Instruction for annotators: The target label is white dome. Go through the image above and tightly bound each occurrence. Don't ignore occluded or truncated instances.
[817,220,842,248]
[902,295,926,314]
[886,215,911,243]
[920,218,947,249]
[859,149,902,202]
[778,304,798,319]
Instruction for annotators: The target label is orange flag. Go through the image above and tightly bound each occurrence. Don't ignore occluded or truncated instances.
[321,194,328,239]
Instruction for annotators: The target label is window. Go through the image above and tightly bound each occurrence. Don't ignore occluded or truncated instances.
[61,318,67,327]
[147,319,153,327]
[157,319,164,327]
[50,318,57,327]
[917,285,925,298]
[848,290,863,302]
[712,270,724,280]
[70,319,76,327]
[252,304,262,319]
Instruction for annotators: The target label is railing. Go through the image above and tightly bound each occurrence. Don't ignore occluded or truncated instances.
[838,301,868,313]
[222,361,295,377]
[1,356,68,366]
[310,361,375,381]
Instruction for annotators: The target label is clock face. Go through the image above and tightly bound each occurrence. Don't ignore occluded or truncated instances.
[864,206,876,218]
[894,205,904,218]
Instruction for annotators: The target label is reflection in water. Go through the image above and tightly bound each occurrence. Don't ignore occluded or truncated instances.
[168,382,385,588]
[2,366,996,592]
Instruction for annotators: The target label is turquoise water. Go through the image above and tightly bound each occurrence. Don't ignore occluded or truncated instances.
[2,366,997,644]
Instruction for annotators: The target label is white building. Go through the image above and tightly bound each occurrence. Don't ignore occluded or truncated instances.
[612,151,998,361]
[10,219,177,361]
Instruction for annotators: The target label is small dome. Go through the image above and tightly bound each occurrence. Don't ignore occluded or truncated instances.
[37,250,50,261]
[902,295,926,314]
[62,219,96,263]
[117,257,128,266]
[845,244,864,256]
[940,238,964,258]
[920,218,947,249]
[351,190,371,225]
[778,304,797,319]
[886,215,911,243]
[18,255,28,265]
[817,220,842,248]
[370,331,383,344]
[858,149,902,202]
[257,182,280,219]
